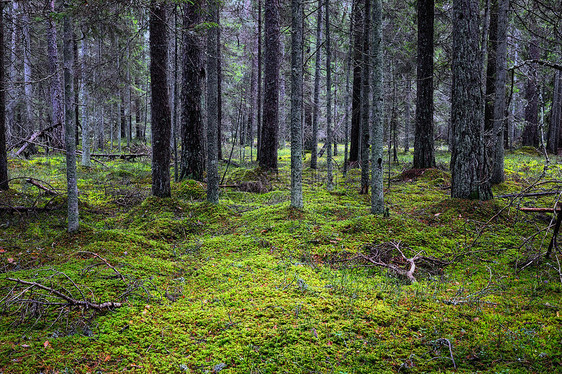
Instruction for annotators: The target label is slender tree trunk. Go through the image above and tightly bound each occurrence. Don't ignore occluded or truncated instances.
[413,0,435,169]
[310,0,323,170]
[291,0,304,209]
[22,7,33,134]
[150,1,172,198]
[521,39,540,147]
[217,11,223,161]
[371,0,384,214]
[490,0,508,184]
[47,0,64,149]
[206,0,220,204]
[484,0,498,134]
[450,0,492,201]
[404,76,411,153]
[0,3,8,190]
[549,72,561,153]
[360,0,371,194]
[349,0,363,165]
[7,2,18,143]
[259,0,280,171]
[256,0,263,162]
[80,38,90,167]
[63,11,78,232]
[343,8,353,176]
[326,0,333,190]
[180,0,205,182]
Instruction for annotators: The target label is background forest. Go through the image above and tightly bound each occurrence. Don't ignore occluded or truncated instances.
[0,0,562,373]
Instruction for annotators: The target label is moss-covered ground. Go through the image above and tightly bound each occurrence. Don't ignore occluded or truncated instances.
[1,146,561,373]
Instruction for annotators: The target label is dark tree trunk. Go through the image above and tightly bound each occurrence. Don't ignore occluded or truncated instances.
[521,39,540,147]
[259,0,280,171]
[206,0,220,204]
[217,12,223,161]
[484,0,498,133]
[325,0,333,189]
[450,0,492,201]
[413,0,435,169]
[47,0,64,149]
[63,10,79,232]
[256,0,262,162]
[490,0,508,184]
[360,0,371,194]
[180,0,205,182]
[0,3,7,190]
[150,1,172,198]
[310,0,322,170]
[290,0,303,209]
[349,0,363,165]
[549,71,562,153]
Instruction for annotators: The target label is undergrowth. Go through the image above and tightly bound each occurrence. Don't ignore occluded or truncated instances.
[1,145,561,373]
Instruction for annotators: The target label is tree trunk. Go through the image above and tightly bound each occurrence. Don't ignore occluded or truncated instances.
[404,76,411,153]
[490,0,508,184]
[521,39,540,148]
[325,0,333,190]
[180,0,205,182]
[484,0,498,134]
[256,0,263,162]
[63,10,79,232]
[150,1,172,198]
[0,3,8,190]
[217,12,223,161]
[310,0,323,170]
[22,6,33,135]
[360,0,371,194]
[547,71,561,154]
[259,0,280,171]
[80,38,90,167]
[47,0,64,149]
[413,0,435,169]
[206,0,220,204]
[450,0,492,201]
[371,0,384,214]
[290,0,304,209]
[349,0,363,165]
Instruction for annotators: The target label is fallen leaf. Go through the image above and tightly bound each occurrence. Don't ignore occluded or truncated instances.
[0,249,6,253]
[43,340,50,349]
[7,258,14,264]
[104,354,111,362]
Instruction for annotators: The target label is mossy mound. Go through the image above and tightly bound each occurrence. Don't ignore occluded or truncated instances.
[398,168,451,186]
[173,179,206,200]
[427,198,505,221]
[121,196,188,228]
[514,146,542,156]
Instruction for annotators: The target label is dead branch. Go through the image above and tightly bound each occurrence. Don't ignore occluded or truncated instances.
[6,278,122,311]
[14,123,62,156]
[519,207,561,213]
[0,206,56,213]
[25,178,58,195]
[496,191,561,199]
[90,153,148,161]
[77,251,127,282]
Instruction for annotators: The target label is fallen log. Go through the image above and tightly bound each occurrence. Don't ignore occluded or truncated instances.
[518,207,561,213]
[14,123,62,156]
[25,178,58,195]
[90,153,148,161]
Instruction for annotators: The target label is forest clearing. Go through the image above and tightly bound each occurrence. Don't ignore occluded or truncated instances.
[1,147,561,373]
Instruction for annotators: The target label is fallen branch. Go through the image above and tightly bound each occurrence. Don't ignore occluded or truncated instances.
[6,278,122,310]
[77,251,127,282]
[0,206,57,213]
[519,207,561,213]
[14,123,62,156]
[25,178,58,195]
[90,153,148,161]
[496,191,560,199]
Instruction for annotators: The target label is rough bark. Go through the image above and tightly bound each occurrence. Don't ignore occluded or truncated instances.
[80,38,90,167]
[310,0,322,170]
[325,0,333,190]
[484,0,498,133]
[0,3,7,190]
[217,13,223,161]
[349,0,363,165]
[490,0,508,184]
[63,11,79,232]
[521,39,540,147]
[450,0,492,201]
[47,0,64,149]
[206,0,220,204]
[360,0,371,195]
[259,0,280,171]
[290,0,304,209]
[549,72,562,153]
[413,0,435,169]
[404,76,411,153]
[180,0,205,182]
[150,1,172,198]
[22,6,33,133]
[371,0,384,214]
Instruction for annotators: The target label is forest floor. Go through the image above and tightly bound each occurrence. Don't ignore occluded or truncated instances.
[1,145,561,373]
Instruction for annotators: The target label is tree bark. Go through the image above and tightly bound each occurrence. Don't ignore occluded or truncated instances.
[150,1,172,198]
[22,5,33,134]
[349,0,363,165]
[259,0,280,171]
[0,3,7,190]
[450,0,492,201]
[549,71,562,153]
[47,0,64,149]
[290,0,304,209]
[360,0,371,194]
[63,10,79,232]
[206,0,220,204]
[413,0,435,169]
[326,0,333,190]
[180,0,205,182]
[371,0,384,214]
[80,38,91,167]
[490,0,508,184]
[310,0,323,170]
[521,39,540,147]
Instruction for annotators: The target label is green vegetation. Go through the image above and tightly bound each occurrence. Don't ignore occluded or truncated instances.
[1,147,562,373]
